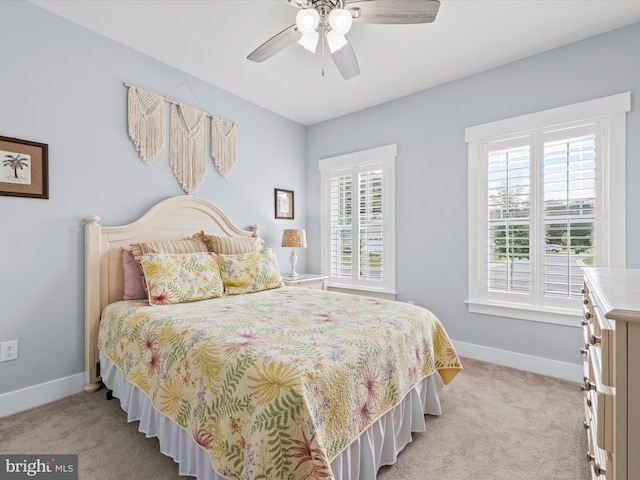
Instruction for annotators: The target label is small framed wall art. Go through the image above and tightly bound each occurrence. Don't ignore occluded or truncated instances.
[0,136,49,199]
[274,188,294,219]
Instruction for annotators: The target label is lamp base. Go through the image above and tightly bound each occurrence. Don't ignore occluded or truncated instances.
[288,248,298,277]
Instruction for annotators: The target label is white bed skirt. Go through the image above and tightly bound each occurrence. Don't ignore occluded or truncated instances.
[100,352,443,480]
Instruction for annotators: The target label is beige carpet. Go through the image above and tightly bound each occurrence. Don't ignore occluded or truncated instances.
[0,358,590,480]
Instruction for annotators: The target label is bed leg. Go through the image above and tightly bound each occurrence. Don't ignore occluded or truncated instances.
[83,382,102,393]
[106,389,114,400]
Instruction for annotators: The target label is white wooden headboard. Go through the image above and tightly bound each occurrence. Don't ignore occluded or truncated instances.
[84,196,261,392]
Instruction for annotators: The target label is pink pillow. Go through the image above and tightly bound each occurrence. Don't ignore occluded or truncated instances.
[121,247,146,300]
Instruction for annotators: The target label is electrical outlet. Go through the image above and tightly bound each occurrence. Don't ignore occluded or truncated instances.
[0,340,18,362]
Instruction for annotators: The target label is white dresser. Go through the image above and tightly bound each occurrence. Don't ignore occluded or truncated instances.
[582,268,640,480]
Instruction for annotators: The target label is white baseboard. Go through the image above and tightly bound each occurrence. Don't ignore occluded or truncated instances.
[0,372,85,418]
[0,342,582,417]
[453,340,583,383]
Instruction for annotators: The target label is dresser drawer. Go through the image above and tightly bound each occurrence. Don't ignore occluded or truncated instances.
[587,347,615,453]
[586,425,613,480]
[582,283,615,387]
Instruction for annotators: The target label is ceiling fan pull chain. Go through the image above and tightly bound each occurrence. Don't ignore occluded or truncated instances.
[321,25,326,77]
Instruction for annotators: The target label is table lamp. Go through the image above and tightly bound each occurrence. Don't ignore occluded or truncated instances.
[281,229,307,277]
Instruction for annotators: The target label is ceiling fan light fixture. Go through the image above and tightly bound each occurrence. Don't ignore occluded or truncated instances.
[298,30,320,53]
[328,8,352,35]
[326,30,348,53]
[296,8,320,34]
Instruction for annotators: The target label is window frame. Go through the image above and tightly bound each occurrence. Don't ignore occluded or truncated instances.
[466,93,629,326]
[319,144,396,295]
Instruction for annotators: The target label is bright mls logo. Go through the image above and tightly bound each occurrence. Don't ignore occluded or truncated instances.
[1,455,77,479]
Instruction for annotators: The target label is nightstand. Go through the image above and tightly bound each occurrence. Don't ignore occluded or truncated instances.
[281,273,328,290]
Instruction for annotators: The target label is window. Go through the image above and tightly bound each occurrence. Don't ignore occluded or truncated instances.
[319,144,396,295]
[466,93,629,325]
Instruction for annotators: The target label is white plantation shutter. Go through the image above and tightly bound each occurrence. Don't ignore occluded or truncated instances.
[320,144,396,294]
[467,93,628,325]
[358,169,383,281]
[487,141,532,294]
[484,127,597,303]
[542,128,596,299]
[330,173,353,278]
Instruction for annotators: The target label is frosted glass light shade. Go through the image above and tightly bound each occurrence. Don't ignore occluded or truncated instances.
[298,30,320,53]
[296,9,320,53]
[328,8,352,34]
[296,8,320,34]
[326,30,348,53]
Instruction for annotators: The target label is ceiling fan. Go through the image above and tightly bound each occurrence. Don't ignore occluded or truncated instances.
[247,0,441,80]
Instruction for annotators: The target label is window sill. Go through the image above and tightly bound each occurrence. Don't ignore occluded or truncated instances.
[328,284,397,301]
[465,300,581,327]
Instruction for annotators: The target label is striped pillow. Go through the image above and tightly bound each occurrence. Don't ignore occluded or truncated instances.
[130,238,208,262]
[130,238,208,293]
[210,236,263,255]
[190,231,263,255]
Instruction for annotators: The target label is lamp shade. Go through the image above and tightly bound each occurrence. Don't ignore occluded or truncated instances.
[282,229,307,248]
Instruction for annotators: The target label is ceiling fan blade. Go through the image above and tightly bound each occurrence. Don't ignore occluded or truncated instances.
[281,0,313,7]
[247,24,301,63]
[331,41,360,80]
[346,0,440,24]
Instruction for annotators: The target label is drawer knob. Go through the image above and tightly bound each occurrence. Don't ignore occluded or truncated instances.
[590,334,601,345]
[580,347,589,355]
[581,380,595,392]
[584,311,591,320]
[583,420,590,430]
[580,319,588,326]
[583,298,589,305]
[586,453,605,475]
[586,398,592,408]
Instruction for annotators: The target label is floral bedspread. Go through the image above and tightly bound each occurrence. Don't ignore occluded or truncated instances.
[98,287,461,480]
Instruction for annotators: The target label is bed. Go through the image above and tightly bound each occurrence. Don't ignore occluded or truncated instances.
[84,195,462,480]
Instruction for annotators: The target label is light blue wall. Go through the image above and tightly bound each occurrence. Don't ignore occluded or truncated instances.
[0,1,307,395]
[306,22,640,366]
[2,0,638,401]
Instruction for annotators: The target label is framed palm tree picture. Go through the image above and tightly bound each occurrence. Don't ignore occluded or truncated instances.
[0,136,48,199]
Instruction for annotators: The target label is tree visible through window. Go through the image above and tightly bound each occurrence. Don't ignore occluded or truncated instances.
[320,144,396,294]
[466,93,628,325]
[486,131,596,299]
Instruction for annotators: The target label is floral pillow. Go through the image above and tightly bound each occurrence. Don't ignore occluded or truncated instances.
[139,252,224,305]
[130,238,209,294]
[218,246,284,295]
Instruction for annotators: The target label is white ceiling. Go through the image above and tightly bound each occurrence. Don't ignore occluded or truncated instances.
[29,0,640,126]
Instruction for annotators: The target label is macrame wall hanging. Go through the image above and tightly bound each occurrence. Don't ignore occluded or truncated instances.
[170,102,207,195]
[124,83,239,194]
[211,116,238,178]
[127,86,165,164]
